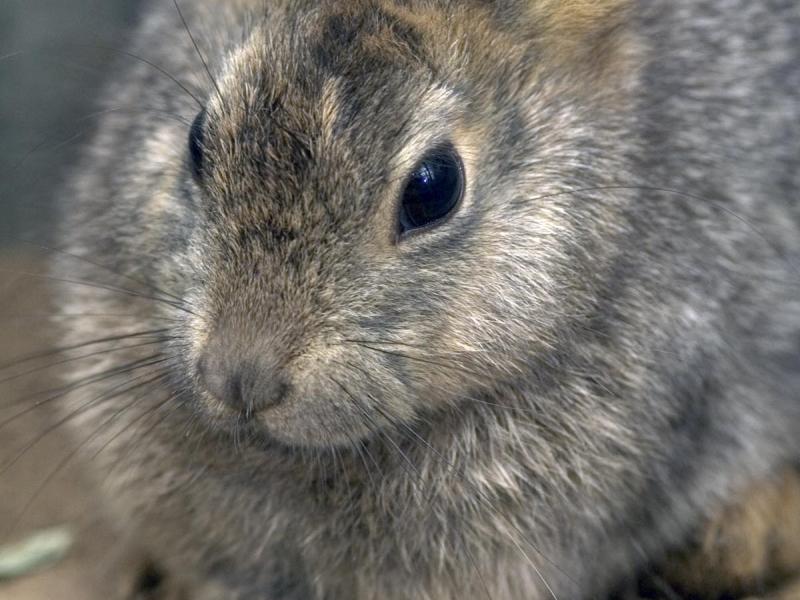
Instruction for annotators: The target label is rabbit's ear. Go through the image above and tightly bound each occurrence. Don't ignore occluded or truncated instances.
[532,0,630,36]
[518,0,636,75]
[490,0,633,50]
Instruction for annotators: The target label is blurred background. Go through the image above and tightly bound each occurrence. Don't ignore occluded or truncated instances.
[1,0,141,247]
[1,3,145,599]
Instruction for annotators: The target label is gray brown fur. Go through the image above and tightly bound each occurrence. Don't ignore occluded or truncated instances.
[52,0,800,598]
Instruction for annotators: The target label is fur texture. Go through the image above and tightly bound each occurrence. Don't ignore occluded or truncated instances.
[52,0,800,598]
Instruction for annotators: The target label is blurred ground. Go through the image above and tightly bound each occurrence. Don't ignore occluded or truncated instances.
[0,252,139,600]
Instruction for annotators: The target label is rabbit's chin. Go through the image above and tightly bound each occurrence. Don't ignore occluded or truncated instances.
[255,400,380,448]
[195,386,387,450]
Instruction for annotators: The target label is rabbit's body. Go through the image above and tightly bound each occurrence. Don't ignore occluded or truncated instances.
[53,0,800,598]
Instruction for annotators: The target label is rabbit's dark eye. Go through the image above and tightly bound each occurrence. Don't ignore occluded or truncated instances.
[188,109,206,180]
[398,144,464,236]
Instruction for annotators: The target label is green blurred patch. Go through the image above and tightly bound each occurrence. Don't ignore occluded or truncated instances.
[0,526,74,580]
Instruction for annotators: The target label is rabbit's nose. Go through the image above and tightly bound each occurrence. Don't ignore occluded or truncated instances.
[198,344,289,414]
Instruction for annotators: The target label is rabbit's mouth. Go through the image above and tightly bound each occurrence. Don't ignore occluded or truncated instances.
[198,385,388,449]
[187,339,417,450]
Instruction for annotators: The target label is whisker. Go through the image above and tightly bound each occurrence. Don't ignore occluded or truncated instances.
[342,338,489,358]
[0,361,172,475]
[341,340,480,379]
[92,387,183,467]
[0,312,181,321]
[350,435,378,490]
[345,334,685,407]
[0,353,169,425]
[0,328,170,375]
[1,107,188,206]
[0,45,202,108]
[15,238,196,313]
[98,388,187,487]
[1,371,174,540]
[172,0,223,104]
[0,338,170,387]
[78,43,203,109]
[0,268,192,314]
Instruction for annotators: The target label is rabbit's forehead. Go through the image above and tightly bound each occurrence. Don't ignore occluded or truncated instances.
[199,4,441,235]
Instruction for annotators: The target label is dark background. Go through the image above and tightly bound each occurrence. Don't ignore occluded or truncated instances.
[0,0,142,247]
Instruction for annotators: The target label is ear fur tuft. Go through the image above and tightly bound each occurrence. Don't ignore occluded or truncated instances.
[533,0,630,37]
[524,0,636,76]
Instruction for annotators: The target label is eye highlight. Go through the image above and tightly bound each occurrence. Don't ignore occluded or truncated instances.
[398,144,464,236]
[188,109,207,180]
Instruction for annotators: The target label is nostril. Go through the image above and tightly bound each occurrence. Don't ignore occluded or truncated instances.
[238,362,289,411]
[226,371,246,409]
[198,352,289,414]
